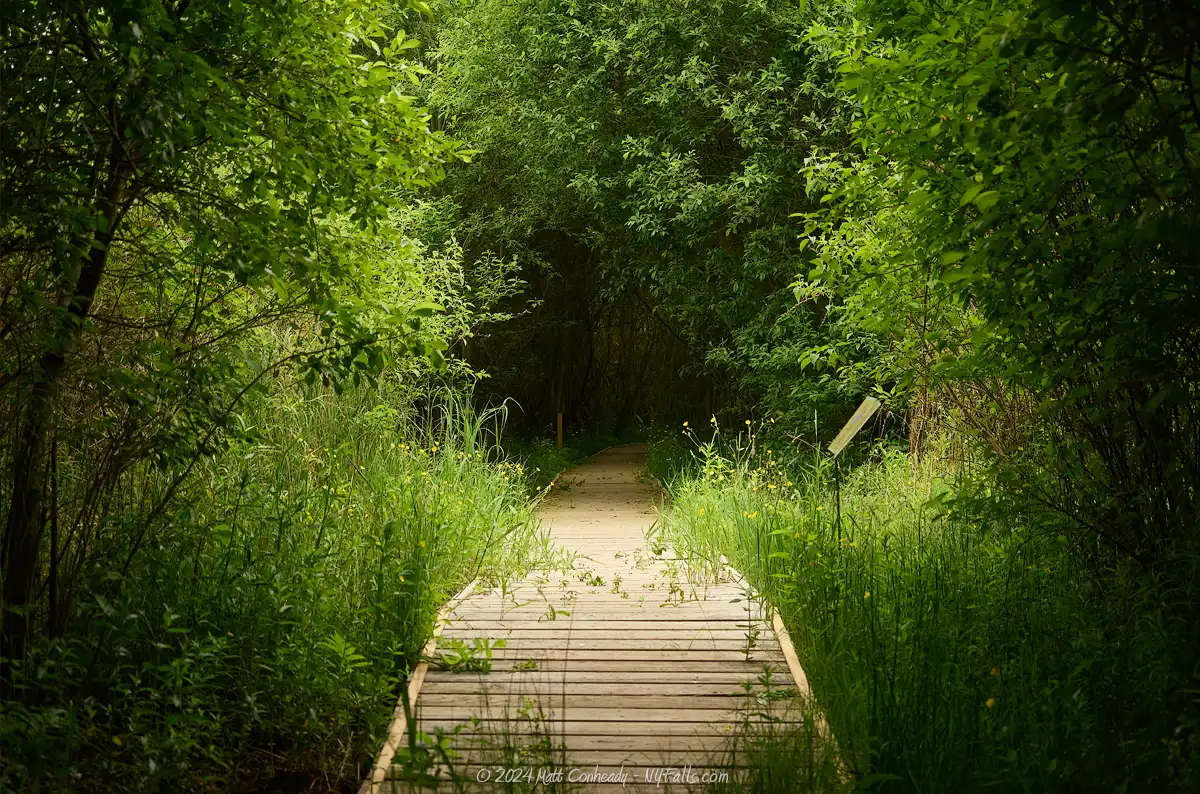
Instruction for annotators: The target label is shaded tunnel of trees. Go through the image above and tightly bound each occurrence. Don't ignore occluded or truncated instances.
[461,233,716,437]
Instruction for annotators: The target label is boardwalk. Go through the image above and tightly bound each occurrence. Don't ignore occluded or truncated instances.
[364,444,807,793]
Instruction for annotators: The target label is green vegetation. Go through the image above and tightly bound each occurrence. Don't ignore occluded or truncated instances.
[426,0,857,432]
[0,376,540,791]
[658,424,1200,791]
[429,637,507,674]
[0,2,534,789]
[4,0,1198,790]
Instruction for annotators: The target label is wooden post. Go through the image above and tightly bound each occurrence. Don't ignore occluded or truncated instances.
[557,412,563,449]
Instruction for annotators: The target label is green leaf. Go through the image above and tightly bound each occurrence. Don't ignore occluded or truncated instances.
[412,301,444,317]
[974,190,1000,211]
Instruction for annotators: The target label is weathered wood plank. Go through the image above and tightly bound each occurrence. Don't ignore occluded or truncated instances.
[415,719,744,736]
[416,693,784,710]
[433,649,784,662]
[418,682,787,697]
[465,588,744,599]
[446,611,757,621]
[387,760,743,782]
[375,782,732,794]
[433,733,734,752]
[454,602,750,613]
[413,707,801,729]
[423,670,791,684]
[361,445,817,794]
[441,629,759,641]
[413,726,742,744]
[436,658,790,674]
[442,620,759,630]
[430,638,772,650]
[390,750,740,774]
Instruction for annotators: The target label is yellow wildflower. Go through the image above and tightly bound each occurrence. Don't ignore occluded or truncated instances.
[985,697,996,710]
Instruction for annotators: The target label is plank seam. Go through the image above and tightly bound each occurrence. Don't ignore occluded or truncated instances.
[362,446,615,792]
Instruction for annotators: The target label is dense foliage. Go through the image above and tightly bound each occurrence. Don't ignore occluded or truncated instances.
[656,425,1199,792]
[1,0,462,653]
[424,0,866,432]
[810,0,1200,560]
[0,2,537,790]
[427,0,1200,789]
[3,0,1198,790]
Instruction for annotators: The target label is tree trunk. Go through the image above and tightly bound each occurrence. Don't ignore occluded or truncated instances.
[1,147,129,657]
[2,361,64,656]
[909,382,930,471]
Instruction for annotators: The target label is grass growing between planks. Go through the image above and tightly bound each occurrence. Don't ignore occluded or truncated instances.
[0,384,545,794]
[653,425,1200,792]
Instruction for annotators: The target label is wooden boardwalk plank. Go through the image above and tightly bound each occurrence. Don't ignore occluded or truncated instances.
[446,658,787,673]
[443,649,785,662]
[414,707,793,722]
[423,671,791,684]
[361,445,812,794]
[412,695,796,714]
[415,720,747,736]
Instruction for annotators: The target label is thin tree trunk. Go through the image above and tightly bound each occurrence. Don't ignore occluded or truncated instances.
[1,141,130,657]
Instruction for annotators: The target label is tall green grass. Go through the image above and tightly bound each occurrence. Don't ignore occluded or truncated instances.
[655,426,1200,792]
[1,383,540,793]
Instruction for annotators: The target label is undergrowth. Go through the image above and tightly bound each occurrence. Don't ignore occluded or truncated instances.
[0,384,540,793]
[654,424,1200,792]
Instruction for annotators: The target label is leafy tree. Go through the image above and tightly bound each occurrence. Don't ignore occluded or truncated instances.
[0,0,463,655]
[809,0,1200,559]
[426,0,861,432]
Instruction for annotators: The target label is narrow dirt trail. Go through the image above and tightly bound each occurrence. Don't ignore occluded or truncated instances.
[366,444,805,793]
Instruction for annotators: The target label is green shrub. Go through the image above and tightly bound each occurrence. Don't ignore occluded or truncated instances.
[657,434,1200,792]
[0,384,535,793]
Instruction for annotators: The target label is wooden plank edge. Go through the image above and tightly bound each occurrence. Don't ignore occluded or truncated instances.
[719,558,849,774]
[769,603,854,783]
[361,577,480,794]
[769,610,812,700]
